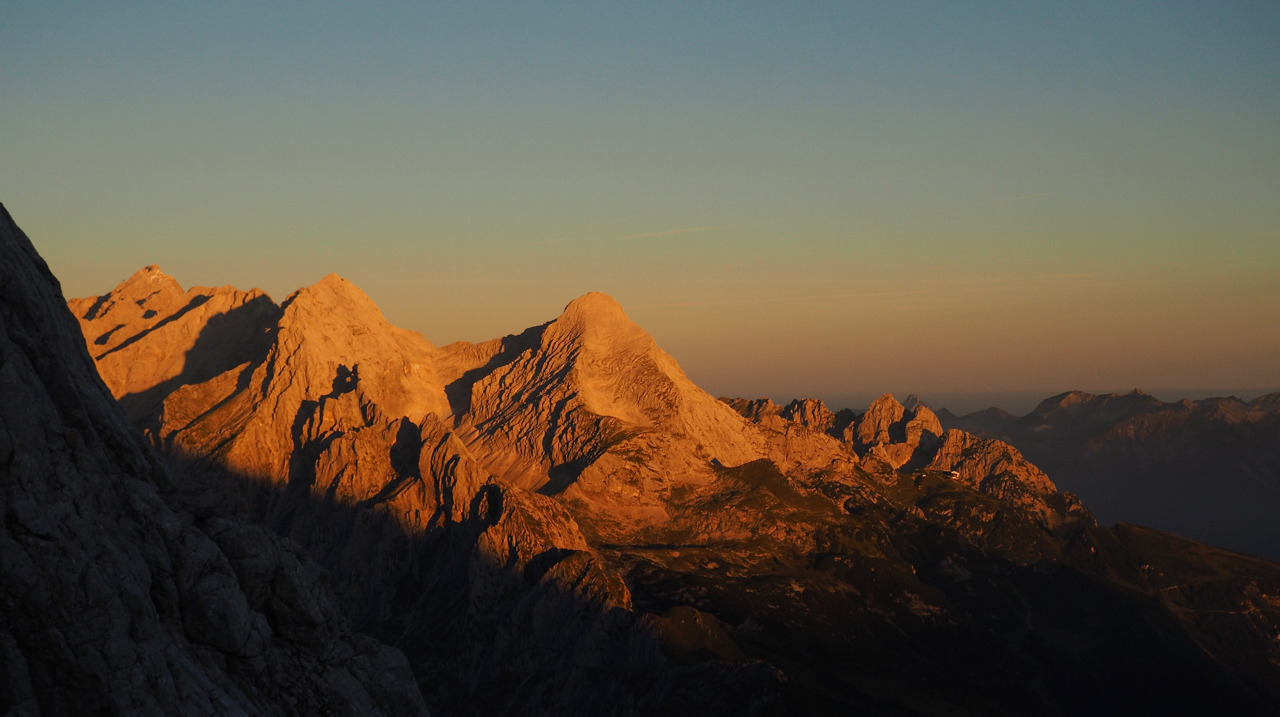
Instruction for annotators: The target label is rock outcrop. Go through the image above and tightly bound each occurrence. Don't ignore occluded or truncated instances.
[434,292,768,541]
[0,204,427,716]
[68,265,281,425]
[779,398,836,433]
[726,392,1085,561]
[816,393,946,470]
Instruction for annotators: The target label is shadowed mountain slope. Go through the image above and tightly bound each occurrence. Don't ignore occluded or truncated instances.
[941,389,1280,560]
[0,204,428,716]
[66,263,1280,715]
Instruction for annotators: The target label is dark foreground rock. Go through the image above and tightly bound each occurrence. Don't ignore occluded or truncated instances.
[0,204,428,716]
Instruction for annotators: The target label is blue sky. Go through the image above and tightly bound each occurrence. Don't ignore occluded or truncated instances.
[2,1,1277,411]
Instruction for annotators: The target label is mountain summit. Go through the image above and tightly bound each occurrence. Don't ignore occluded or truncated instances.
[439,290,765,537]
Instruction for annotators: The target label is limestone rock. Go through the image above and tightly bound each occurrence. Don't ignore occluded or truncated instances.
[72,273,773,713]
[851,393,905,446]
[69,265,280,424]
[833,394,944,471]
[720,397,783,425]
[780,398,836,433]
[717,397,861,487]
[153,273,451,486]
[904,405,943,449]
[923,428,1087,530]
[901,393,929,412]
[439,292,766,540]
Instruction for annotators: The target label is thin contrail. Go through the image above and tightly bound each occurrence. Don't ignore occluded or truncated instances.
[618,226,718,240]
[630,290,927,309]
[920,272,1094,286]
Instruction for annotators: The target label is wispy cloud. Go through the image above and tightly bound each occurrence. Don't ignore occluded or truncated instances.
[530,225,723,246]
[617,226,719,241]
[631,273,1104,309]
[992,191,1052,205]
[630,290,926,309]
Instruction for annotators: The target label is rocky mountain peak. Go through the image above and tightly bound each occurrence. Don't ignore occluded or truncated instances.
[123,263,177,287]
[447,290,763,506]
[1027,388,1166,428]
[560,291,627,319]
[67,263,187,341]
[67,264,281,423]
[1031,390,1094,415]
[905,405,943,445]
[720,397,781,423]
[271,274,448,422]
[902,393,929,412]
[43,203,1280,713]
[780,398,836,432]
[1248,392,1280,414]
[283,273,383,319]
[854,393,906,445]
[542,292,651,360]
[111,263,184,303]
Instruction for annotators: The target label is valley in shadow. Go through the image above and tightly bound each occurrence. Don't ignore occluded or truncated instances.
[163,444,1280,716]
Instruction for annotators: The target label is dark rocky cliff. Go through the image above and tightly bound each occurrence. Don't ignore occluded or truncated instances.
[0,204,428,716]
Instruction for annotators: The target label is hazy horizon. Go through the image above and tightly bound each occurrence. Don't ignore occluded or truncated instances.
[3,2,1276,399]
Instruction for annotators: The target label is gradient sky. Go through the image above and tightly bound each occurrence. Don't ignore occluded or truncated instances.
[2,1,1277,414]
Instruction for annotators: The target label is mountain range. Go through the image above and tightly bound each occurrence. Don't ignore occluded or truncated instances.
[938,389,1280,561]
[4,202,1280,715]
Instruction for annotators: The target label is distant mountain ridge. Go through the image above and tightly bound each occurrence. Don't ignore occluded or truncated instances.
[55,259,1280,714]
[939,388,1280,560]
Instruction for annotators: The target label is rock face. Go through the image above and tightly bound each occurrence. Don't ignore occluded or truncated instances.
[941,389,1280,561]
[435,292,766,541]
[68,264,282,426]
[807,392,946,470]
[63,257,1280,714]
[0,204,427,716]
